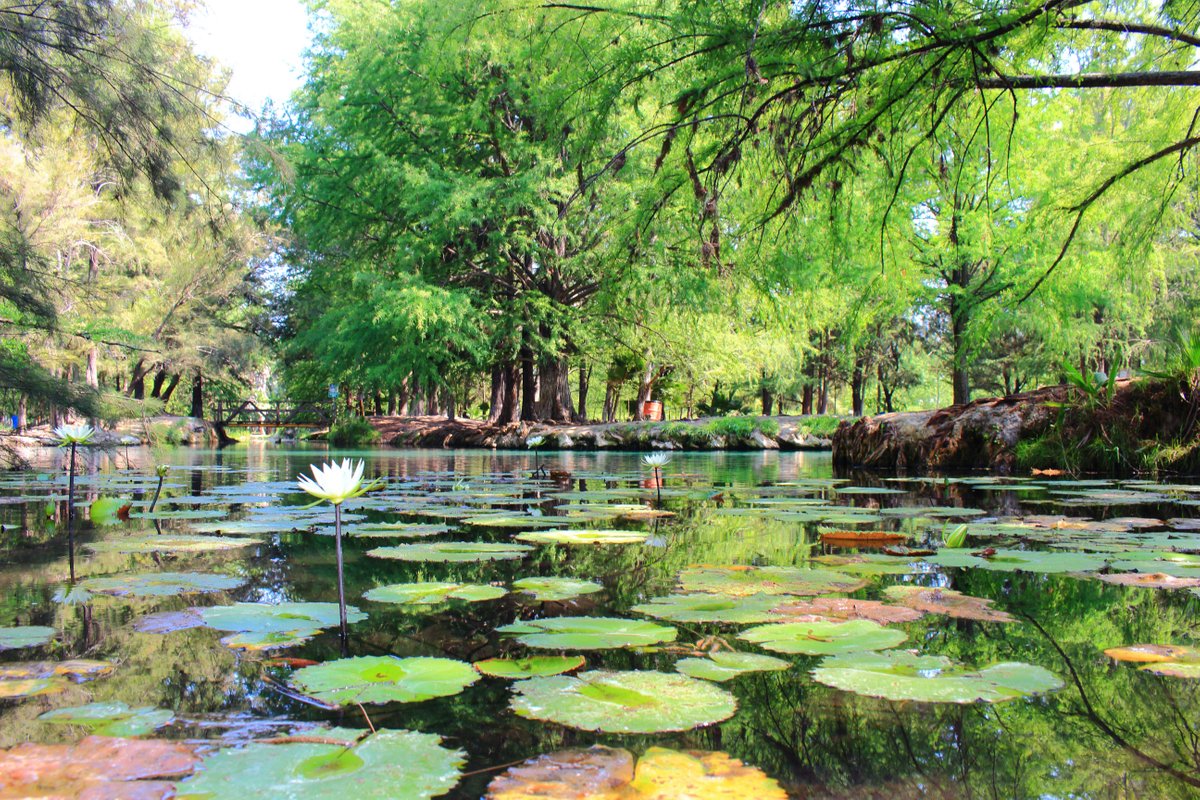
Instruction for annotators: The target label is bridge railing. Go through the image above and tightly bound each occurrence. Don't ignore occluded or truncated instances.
[213,400,335,428]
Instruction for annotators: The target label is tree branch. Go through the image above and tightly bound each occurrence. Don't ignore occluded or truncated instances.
[977,70,1200,89]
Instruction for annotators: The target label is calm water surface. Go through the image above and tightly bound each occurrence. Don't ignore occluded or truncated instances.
[2,445,1199,798]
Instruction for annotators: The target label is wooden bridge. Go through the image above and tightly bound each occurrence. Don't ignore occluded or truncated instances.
[212,400,335,429]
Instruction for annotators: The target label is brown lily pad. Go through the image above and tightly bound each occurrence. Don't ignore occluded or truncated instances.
[0,735,198,799]
[820,530,907,547]
[1104,644,1199,663]
[485,745,786,799]
[1096,572,1200,589]
[883,586,1014,623]
[769,597,924,624]
[133,610,205,635]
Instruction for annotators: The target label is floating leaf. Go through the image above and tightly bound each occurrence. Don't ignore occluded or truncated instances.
[1096,572,1200,589]
[514,530,650,545]
[90,496,132,525]
[927,548,1107,574]
[632,593,783,624]
[367,541,533,562]
[513,577,603,602]
[738,620,905,655]
[497,617,677,650]
[0,659,114,698]
[291,656,479,706]
[1104,643,1200,677]
[475,655,585,679]
[40,701,174,736]
[175,728,463,800]
[363,582,506,606]
[135,609,205,634]
[0,736,198,798]
[883,586,1015,623]
[80,572,244,597]
[511,670,737,733]
[678,565,866,597]
[812,650,1064,703]
[85,535,257,553]
[819,530,908,547]
[675,652,790,682]
[198,602,366,635]
[0,625,55,650]
[768,597,924,625]
[485,745,786,799]
[346,522,453,538]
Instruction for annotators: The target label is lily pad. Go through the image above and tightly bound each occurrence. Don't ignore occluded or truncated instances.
[497,617,677,650]
[0,625,56,650]
[513,577,604,602]
[0,659,115,698]
[198,602,366,635]
[811,650,1064,703]
[738,620,905,655]
[675,652,791,682]
[85,535,257,554]
[511,669,737,733]
[1104,643,1200,678]
[475,655,586,679]
[1096,572,1200,589]
[927,548,1107,574]
[486,745,786,799]
[291,656,479,705]
[175,728,463,800]
[40,701,174,736]
[0,736,198,798]
[632,593,784,624]
[514,530,650,545]
[80,572,244,597]
[768,597,924,624]
[678,565,867,597]
[89,496,131,525]
[363,582,506,606]
[883,586,1015,622]
[366,541,533,562]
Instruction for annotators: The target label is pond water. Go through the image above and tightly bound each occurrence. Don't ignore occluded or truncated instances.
[2,445,1200,798]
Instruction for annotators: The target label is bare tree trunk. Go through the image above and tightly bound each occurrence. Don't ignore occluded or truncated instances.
[387,391,397,416]
[128,358,148,399]
[633,359,656,421]
[150,370,167,398]
[16,395,26,431]
[190,371,204,418]
[602,383,618,423]
[373,392,384,416]
[520,343,536,421]
[160,373,181,404]
[851,355,866,417]
[802,385,813,415]
[500,362,519,424]
[488,365,506,424]
[577,364,591,423]
[85,347,98,389]
[442,387,456,421]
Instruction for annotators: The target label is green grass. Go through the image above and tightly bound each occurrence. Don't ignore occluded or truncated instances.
[704,415,780,439]
[328,416,380,447]
[796,415,840,438]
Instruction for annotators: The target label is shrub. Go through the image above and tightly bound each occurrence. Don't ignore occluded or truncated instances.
[705,415,779,439]
[798,415,840,438]
[328,416,380,447]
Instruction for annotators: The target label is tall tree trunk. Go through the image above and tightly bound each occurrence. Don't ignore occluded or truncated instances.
[950,300,970,405]
[633,358,656,421]
[816,367,828,415]
[150,370,167,398]
[16,395,25,431]
[488,365,506,424]
[802,385,813,415]
[602,382,618,423]
[128,358,147,399]
[160,373,181,404]
[577,364,590,423]
[85,347,98,389]
[387,391,397,416]
[396,378,410,416]
[500,362,519,424]
[851,355,866,417]
[442,387,456,421]
[534,356,576,422]
[519,342,536,421]
[760,373,774,417]
[190,371,204,418]
[373,392,384,416]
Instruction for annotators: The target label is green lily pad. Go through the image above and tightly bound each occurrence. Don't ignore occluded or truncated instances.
[0,659,114,698]
[475,655,586,679]
[197,602,366,638]
[89,497,130,525]
[514,530,650,545]
[40,701,174,736]
[363,582,506,605]
[738,620,906,655]
[512,577,603,602]
[511,669,737,733]
[366,541,533,562]
[497,617,677,650]
[80,572,244,597]
[175,728,464,799]
[345,523,453,538]
[85,535,257,554]
[675,652,790,682]
[291,656,479,706]
[811,650,1064,703]
[678,566,866,597]
[221,630,318,651]
[464,515,567,529]
[632,593,784,624]
[927,548,1108,574]
[0,625,56,650]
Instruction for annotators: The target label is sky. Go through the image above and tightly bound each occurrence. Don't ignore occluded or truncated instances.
[184,0,313,132]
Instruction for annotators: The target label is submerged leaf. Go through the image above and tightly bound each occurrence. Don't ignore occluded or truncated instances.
[40,701,174,737]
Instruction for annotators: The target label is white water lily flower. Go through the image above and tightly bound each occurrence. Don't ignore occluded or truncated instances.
[297,458,376,505]
[155,464,170,478]
[642,453,672,468]
[526,435,546,448]
[53,423,94,446]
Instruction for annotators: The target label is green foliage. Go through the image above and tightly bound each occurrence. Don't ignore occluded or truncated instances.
[327,417,380,447]
[705,416,780,439]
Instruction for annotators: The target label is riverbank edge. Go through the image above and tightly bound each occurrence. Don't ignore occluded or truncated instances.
[323,414,837,451]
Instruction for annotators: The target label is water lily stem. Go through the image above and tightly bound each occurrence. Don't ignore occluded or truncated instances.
[66,442,76,584]
[149,474,164,513]
[655,466,662,505]
[334,502,348,657]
